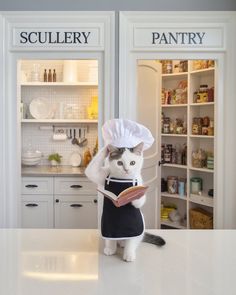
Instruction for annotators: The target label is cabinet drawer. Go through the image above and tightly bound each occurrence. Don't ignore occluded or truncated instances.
[54,177,96,195]
[22,177,53,195]
[21,195,54,228]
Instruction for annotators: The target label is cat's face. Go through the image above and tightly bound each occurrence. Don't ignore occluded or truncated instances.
[107,142,144,179]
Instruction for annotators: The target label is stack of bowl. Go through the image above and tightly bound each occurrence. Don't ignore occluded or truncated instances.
[22,150,42,166]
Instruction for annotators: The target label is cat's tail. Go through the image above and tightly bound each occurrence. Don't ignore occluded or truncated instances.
[143,232,166,247]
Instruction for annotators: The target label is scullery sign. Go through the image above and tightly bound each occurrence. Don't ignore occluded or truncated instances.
[133,27,224,49]
[12,27,102,48]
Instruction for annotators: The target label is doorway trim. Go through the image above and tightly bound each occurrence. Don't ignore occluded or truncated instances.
[0,11,115,227]
[119,11,236,229]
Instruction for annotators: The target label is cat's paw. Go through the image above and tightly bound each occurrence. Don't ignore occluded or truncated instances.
[123,251,136,262]
[104,247,117,256]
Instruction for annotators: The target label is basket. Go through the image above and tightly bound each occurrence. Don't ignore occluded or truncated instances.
[189,208,213,229]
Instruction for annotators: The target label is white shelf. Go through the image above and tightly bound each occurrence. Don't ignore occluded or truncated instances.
[162,134,187,137]
[21,82,98,86]
[190,167,214,173]
[161,192,187,200]
[190,67,215,76]
[161,220,187,229]
[163,164,187,169]
[190,102,214,106]
[161,104,187,108]
[190,135,214,139]
[21,119,98,124]
[162,72,188,78]
[189,193,214,208]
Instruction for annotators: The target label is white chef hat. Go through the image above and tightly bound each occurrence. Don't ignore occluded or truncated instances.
[102,119,154,151]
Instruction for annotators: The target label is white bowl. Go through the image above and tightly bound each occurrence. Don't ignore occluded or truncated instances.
[22,150,42,158]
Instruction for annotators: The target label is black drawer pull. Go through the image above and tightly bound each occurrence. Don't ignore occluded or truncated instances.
[94,199,97,204]
[25,203,38,207]
[25,184,38,188]
[70,185,82,189]
[70,204,83,208]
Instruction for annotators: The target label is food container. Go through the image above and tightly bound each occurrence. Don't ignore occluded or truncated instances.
[190,208,213,229]
[190,177,202,194]
[167,176,178,194]
[178,178,186,197]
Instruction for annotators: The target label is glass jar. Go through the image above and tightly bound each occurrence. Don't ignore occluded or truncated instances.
[167,176,178,194]
[163,117,170,134]
[178,178,186,197]
[166,60,172,74]
[190,177,202,194]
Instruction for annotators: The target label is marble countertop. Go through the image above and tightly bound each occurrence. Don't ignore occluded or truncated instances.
[21,165,86,176]
[0,229,235,295]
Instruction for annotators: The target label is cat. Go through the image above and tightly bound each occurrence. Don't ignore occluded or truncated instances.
[85,142,165,262]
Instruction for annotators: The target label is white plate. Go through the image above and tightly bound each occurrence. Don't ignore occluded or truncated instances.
[69,152,82,167]
[29,98,53,119]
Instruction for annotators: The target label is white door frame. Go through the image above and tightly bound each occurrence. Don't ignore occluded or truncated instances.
[119,11,236,229]
[0,11,115,227]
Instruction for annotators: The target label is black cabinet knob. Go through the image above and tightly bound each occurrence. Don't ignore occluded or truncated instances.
[94,199,97,204]
[55,199,59,203]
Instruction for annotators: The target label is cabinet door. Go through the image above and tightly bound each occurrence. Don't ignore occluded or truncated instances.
[21,195,54,228]
[22,177,53,195]
[55,195,98,229]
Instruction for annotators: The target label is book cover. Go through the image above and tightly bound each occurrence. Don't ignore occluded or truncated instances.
[97,185,148,207]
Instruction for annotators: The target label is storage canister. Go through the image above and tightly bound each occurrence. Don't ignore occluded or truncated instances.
[190,177,202,194]
[167,176,178,194]
[178,178,186,197]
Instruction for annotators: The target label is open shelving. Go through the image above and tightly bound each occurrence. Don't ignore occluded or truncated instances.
[160,59,215,229]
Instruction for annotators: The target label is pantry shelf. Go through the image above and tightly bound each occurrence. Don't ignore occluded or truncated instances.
[21,119,98,123]
[190,167,214,173]
[190,102,214,106]
[161,220,187,229]
[190,135,214,139]
[162,72,188,78]
[163,164,187,169]
[161,134,187,137]
[189,193,214,207]
[190,67,215,76]
[161,192,187,200]
[21,82,98,86]
[161,104,188,108]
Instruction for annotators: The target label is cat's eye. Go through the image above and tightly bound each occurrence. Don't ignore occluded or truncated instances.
[130,161,136,166]
[117,161,123,166]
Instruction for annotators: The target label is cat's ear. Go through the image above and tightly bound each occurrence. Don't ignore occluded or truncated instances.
[107,144,118,153]
[132,142,144,155]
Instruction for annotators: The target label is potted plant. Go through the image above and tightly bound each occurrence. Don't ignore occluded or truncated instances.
[48,153,62,166]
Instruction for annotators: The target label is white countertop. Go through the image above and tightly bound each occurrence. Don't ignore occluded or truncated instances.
[0,229,235,295]
[21,165,86,176]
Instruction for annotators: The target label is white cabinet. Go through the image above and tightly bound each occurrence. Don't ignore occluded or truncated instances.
[54,195,97,229]
[54,176,97,229]
[21,195,54,228]
[21,176,97,229]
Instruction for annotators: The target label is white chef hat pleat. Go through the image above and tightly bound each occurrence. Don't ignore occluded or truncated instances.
[102,119,154,151]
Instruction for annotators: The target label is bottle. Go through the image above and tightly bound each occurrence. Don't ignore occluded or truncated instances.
[44,69,47,82]
[83,148,92,167]
[48,69,52,82]
[53,69,56,82]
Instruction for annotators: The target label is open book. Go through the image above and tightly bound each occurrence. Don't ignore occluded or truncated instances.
[97,185,148,207]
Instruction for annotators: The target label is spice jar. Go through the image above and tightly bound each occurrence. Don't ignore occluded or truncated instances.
[163,117,170,134]
[164,144,172,163]
[207,87,214,102]
[167,176,178,194]
[192,117,202,135]
[166,60,172,74]
[198,84,208,103]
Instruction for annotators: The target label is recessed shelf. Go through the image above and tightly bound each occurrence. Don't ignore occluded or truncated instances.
[162,72,188,78]
[21,82,98,86]
[21,119,98,123]
[190,167,214,173]
[190,102,214,106]
[163,164,187,169]
[190,135,214,139]
[190,67,215,76]
[189,193,214,207]
[161,220,187,229]
[161,134,187,137]
[161,192,187,200]
[161,104,187,108]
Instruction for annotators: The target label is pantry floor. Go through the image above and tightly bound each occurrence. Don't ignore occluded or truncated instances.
[0,229,235,295]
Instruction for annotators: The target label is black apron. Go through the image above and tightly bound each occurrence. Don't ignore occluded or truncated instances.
[101,176,144,239]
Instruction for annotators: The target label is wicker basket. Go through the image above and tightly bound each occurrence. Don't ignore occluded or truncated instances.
[189,208,213,229]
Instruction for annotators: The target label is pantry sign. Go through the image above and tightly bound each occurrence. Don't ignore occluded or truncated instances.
[133,27,224,49]
[12,27,102,49]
